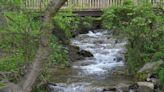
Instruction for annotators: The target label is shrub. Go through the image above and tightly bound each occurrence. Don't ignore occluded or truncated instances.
[53,10,94,38]
[53,9,75,37]
[0,12,40,74]
[102,0,164,75]
[49,35,69,66]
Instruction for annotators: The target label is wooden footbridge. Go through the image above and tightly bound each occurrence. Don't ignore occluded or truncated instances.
[22,0,163,16]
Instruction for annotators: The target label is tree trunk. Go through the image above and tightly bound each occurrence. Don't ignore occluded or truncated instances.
[14,1,67,92]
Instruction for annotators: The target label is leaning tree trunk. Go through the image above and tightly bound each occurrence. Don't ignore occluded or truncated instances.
[13,0,67,92]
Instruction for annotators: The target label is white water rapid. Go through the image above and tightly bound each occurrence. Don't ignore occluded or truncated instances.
[49,30,129,92]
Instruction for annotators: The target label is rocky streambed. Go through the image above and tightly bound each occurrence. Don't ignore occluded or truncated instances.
[47,29,154,92]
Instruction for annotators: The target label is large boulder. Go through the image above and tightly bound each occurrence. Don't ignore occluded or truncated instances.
[102,88,117,92]
[146,74,158,84]
[138,60,164,73]
[103,82,154,92]
[137,82,154,90]
[78,50,94,57]
[115,83,129,92]
[68,45,83,62]
[128,82,154,92]
[103,83,129,92]
[71,28,91,38]
[68,45,94,62]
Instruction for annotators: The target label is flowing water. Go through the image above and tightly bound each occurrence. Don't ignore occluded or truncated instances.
[49,30,134,92]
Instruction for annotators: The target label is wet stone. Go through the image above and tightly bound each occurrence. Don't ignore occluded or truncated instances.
[103,88,117,92]
[78,50,94,57]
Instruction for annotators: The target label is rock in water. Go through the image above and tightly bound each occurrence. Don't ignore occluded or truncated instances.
[115,83,129,92]
[128,83,139,92]
[137,82,154,89]
[68,45,83,62]
[102,88,117,92]
[69,45,94,62]
[78,50,94,57]
[116,56,123,62]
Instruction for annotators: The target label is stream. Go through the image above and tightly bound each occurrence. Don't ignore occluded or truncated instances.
[48,29,134,92]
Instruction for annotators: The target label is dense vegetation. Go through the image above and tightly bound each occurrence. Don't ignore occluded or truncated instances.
[0,0,66,82]
[0,9,42,85]
[0,1,95,91]
[0,0,164,91]
[102,0,164,87]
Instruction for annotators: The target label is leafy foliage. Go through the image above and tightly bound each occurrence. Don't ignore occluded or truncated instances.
[0,12,41,72]
[49,35,69,66]
[53,8,75,37]
[53,8,94,38]
[0,50,24,71]
[0,0,23,4]
[159,68,164,85]
[102,0,164,76]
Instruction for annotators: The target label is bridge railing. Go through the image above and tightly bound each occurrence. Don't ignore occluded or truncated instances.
[22,0,126,10]
[22,0,163,11]
[22,0,50,10]
[62,0,124,10]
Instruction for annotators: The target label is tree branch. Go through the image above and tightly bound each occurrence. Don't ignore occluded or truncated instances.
[21,1,67,92]
[4,0,67,92]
